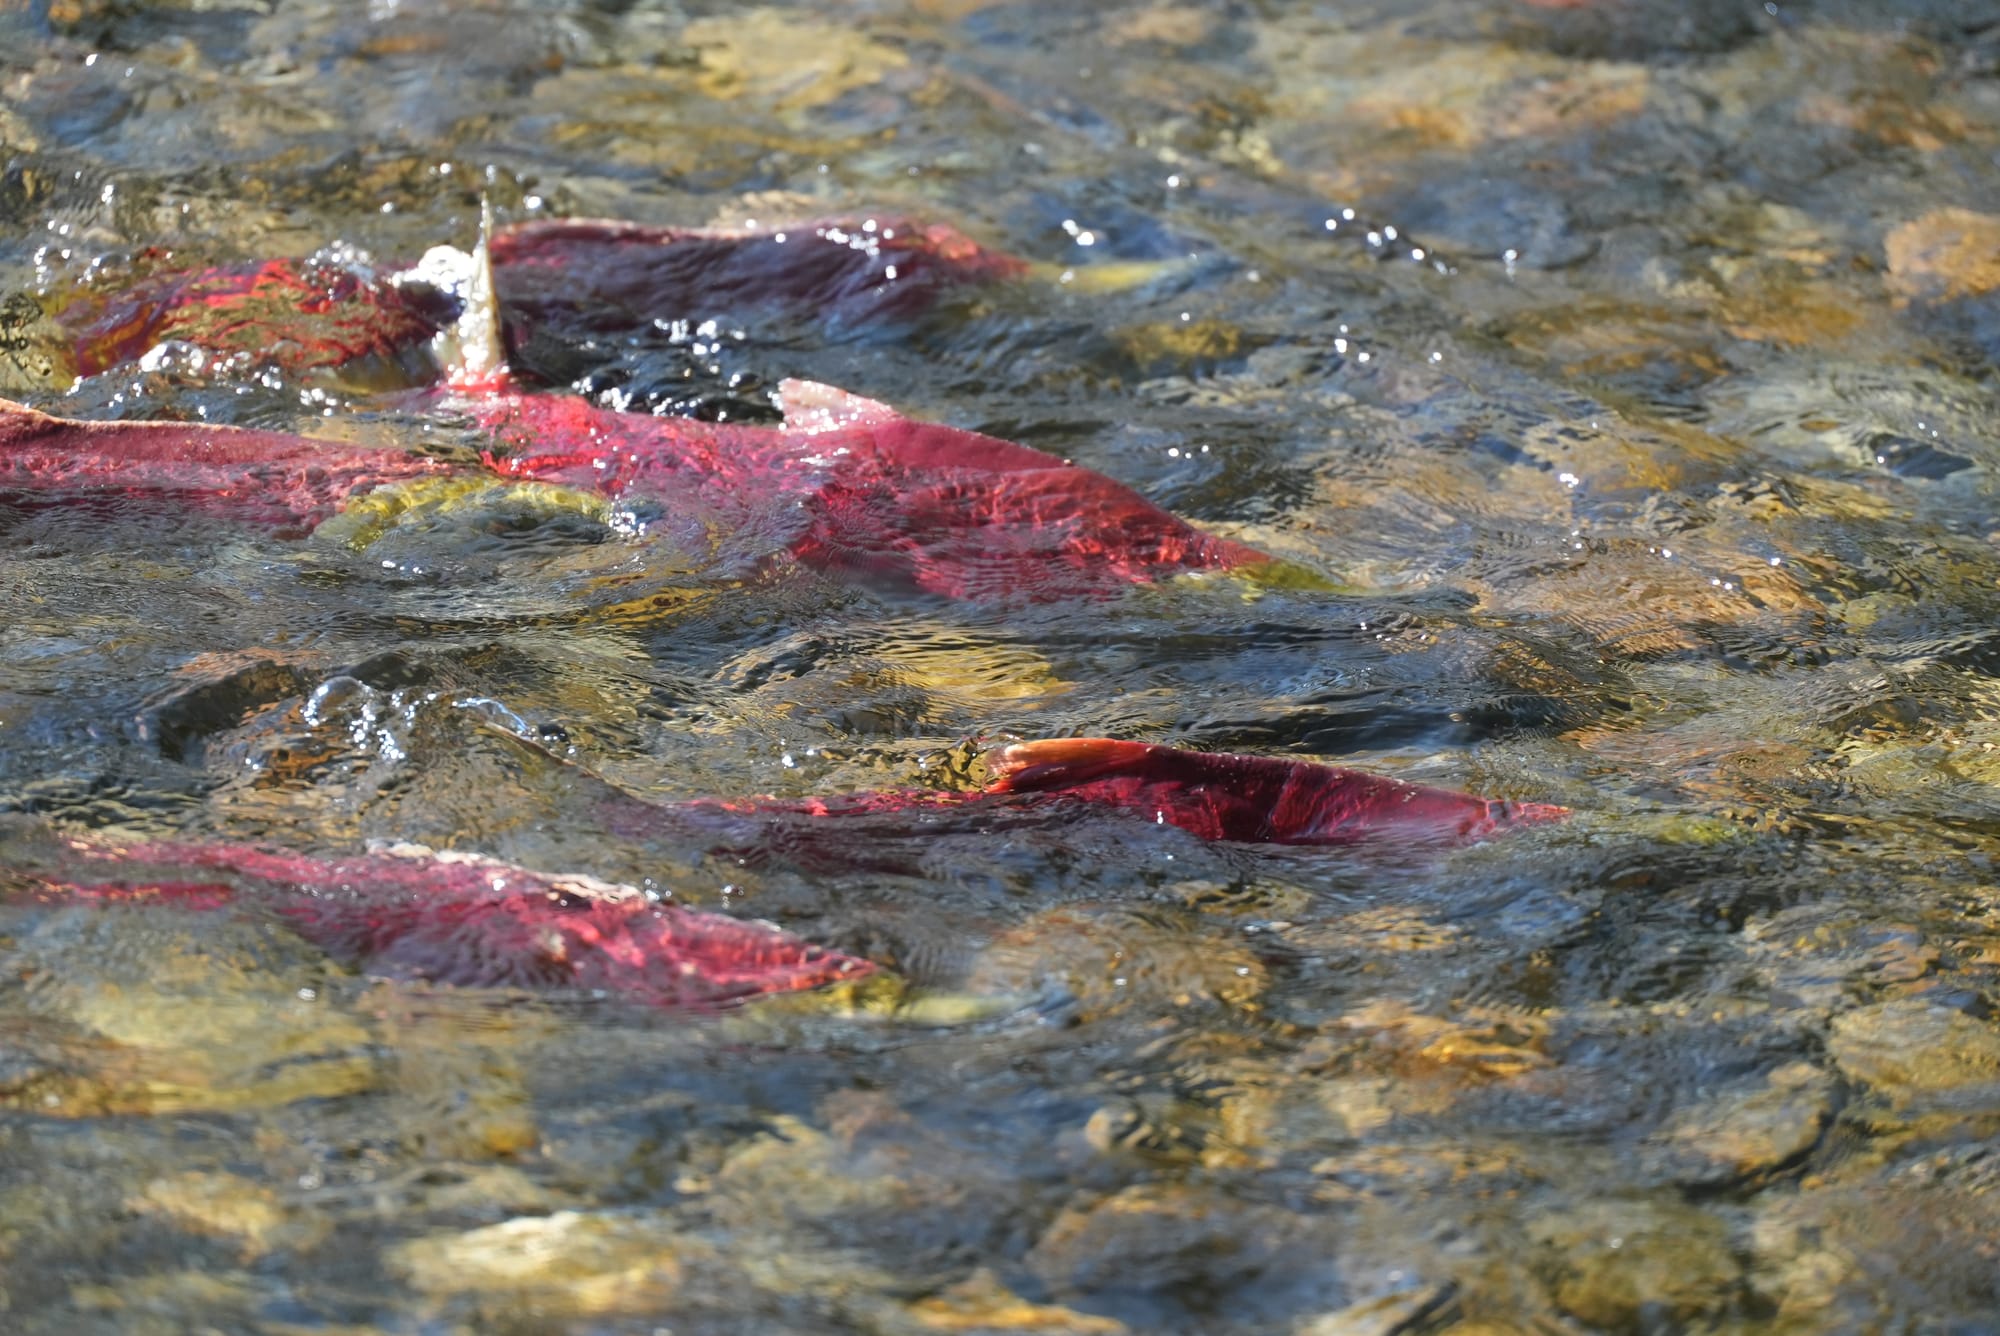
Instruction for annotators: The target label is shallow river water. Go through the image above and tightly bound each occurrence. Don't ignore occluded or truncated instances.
[5,0,2000,1331]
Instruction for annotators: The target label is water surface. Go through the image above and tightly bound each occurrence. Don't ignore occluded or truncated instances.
[4,0,2000,1331]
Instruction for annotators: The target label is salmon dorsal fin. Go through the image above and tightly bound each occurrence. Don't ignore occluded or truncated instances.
[397,197,509,390]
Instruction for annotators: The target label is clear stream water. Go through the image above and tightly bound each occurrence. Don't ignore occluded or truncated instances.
[4,1,2000,1331]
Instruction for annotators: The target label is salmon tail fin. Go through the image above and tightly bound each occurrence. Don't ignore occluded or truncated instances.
[1455,797,1569,843]
[983,737,1159,793]
[1497,800,1570,827]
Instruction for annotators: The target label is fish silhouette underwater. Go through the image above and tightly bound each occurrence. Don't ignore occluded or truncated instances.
[11,742,1561,1007]
[471,380,1269,600]
[51,215,1024,390]
[16,210,1269,600]
[0,384,1265,598]
[981,738,1567,844]
[487,215,1028,385]
[6,210,1564,1012]
[631,737,1567,883]
[657,737,1566,857]
[16,837,873,1008]
[0,395,457,536]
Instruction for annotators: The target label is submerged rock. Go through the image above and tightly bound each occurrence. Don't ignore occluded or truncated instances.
[1293,1283,1460,1336]
[1643,1061,1835,1187]
[1750,1144,2000,1327]
[906,1268,1129,1334]
[1527,1197,1743,1330]
[1885,207,2000,304]
[129,1171,329,1261]
[965,904,1269,1019]
[1497,0,1767,60]
[1827,999,2000,1099]
[391,1209,685,1313]
[0,898,381,1117]
[1025,1182,1335,1307]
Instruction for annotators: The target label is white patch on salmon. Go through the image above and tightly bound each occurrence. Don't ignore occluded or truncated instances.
[777,378,899,434]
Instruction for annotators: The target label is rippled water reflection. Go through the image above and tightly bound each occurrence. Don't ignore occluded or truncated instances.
[6,0,2000,1330]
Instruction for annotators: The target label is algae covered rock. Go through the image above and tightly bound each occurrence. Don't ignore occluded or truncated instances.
[1643,1061,1835,1186]
[966,905,1269,1020]
[1827,999,2000,1099]
[1026,1181,1337,1309]
[392,1209,686,1317]
[1528,1198,1742,1331]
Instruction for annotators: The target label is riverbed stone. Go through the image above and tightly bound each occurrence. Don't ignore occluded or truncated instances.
[906,1267,1129,1334]
[1025,1182,1322,1300]
[683,9,911,111]
[391,1209,685,1313]
[1499,0,1766,59]
[1749,1144,2000,1327]
[130,1170,329,1260]
[1293,1281,1458,1336]
[1886,208,2000,303]
[966,906,1267,1019]
[1644,1062,1834,1186]
[1528,1198,1741,1330]
[8,906,380,1115]
[1826,999,2000,1098]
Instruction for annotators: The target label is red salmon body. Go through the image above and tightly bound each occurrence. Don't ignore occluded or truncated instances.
[490,216,1027,349]
[49,217,1024,389]
[477,381,1268,601]
[611,739,1564,860]
[0,397,454,533]
[985,738,1568,844]
[29,840,871,1008]
[56,254,449,385]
